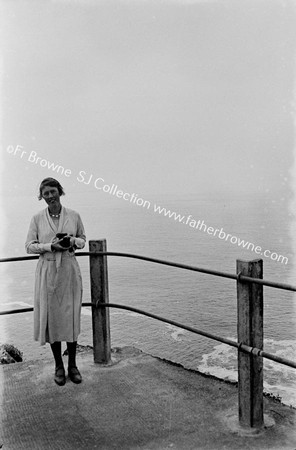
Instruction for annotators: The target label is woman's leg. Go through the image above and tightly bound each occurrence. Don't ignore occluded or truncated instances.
[50,341,66,386]
[50,341,63,368]
[66,341,77,368]
[66,341,82,383]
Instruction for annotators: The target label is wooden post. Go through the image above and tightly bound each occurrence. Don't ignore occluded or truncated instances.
[237,259,263,428]
[89,239,111,364]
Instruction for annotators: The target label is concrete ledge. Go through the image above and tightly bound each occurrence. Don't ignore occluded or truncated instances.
[0,346,295,449]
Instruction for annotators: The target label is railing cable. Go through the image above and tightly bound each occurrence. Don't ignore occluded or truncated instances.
[1,252,296,292]
[2,302,295,369]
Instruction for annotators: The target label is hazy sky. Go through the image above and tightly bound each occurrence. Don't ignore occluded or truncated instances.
[1,0,296,199]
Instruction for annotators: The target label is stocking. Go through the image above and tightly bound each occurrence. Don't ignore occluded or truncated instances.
[50,341,63,369]
[67,341,77,369]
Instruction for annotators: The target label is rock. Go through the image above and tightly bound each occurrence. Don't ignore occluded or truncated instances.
[0,344,23,364]
[0,351,16,364]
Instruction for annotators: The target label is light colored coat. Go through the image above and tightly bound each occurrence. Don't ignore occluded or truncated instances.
[25,206,86,345]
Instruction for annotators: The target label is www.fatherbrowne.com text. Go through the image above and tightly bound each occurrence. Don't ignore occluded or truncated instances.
[153,205,288,265]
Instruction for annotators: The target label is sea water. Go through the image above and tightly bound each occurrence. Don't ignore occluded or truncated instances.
[0,191,295,406]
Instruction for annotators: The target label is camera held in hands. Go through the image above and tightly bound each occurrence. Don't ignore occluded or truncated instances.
[56,233,71,248]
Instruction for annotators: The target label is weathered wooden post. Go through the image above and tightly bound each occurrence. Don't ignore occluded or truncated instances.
[237,259,263,428]
[89,239,111,364]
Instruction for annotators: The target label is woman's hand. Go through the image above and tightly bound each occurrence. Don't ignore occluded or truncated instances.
[51,240,69,252]
[69,236,76,247]
[51,235,76,252]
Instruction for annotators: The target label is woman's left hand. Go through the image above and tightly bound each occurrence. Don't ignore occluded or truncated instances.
[69,236,76,247]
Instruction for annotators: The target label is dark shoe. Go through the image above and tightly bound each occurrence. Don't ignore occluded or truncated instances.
[54,366,66,386]
[68,366,82,384]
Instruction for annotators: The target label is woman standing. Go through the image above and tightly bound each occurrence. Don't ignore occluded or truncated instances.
[25,177,86,386]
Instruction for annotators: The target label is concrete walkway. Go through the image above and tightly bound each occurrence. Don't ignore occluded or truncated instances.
[0,346,295,450]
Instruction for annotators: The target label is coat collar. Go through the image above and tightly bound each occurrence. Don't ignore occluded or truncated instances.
[45,206,66,234]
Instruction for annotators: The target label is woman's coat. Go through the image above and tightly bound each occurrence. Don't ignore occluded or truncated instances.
[25,206,86,345]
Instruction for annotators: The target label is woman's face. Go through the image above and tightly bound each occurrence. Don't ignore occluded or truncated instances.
[41,185,61,208]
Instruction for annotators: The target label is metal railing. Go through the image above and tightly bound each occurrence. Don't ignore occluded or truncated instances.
[1,239,295,430]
